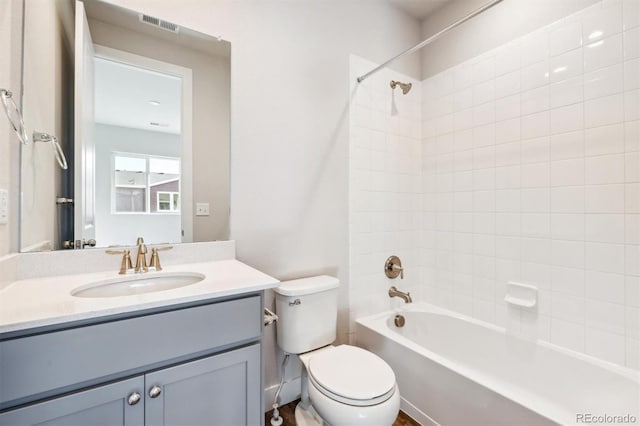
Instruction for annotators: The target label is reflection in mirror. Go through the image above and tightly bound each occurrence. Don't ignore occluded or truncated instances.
[20,0,231,251]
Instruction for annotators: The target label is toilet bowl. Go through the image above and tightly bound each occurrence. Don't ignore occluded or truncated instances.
[297,345,400,426]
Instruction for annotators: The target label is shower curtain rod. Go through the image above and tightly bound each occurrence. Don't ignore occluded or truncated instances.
[356,0,504,83]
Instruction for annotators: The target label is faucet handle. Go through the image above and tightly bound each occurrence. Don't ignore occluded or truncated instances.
[384,255,404,279]
[106,249,133,275]
[149,246,173,271]
[136,236,145,246]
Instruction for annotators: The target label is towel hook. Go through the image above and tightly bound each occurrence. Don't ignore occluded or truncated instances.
[0,88,29,145]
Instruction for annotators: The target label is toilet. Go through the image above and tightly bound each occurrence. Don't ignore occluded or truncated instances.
[274,276,400,426]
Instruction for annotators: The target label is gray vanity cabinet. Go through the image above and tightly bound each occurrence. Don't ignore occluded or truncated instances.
[0,377,145,426]
[0,295,264,426]
[145,344,261,426]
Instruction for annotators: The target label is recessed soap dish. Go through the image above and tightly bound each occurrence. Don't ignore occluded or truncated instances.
[504,281,537,308]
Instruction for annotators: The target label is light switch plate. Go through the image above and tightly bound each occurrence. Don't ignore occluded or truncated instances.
[0,189,8,225]
[196,202,210,216]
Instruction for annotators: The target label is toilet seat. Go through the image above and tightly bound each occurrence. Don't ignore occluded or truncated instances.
[307,345,396,407]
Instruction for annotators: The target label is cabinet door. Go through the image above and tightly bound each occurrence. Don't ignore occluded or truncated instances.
[145,344,261,426]
[0,377,144,426]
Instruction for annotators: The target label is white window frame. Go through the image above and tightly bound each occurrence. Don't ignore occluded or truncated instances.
[156,191,180,213]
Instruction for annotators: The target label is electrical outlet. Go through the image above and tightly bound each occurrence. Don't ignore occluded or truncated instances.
[196,202,210,216]
[0,189,8,225]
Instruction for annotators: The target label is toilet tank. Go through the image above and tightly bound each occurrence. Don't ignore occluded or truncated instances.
[274,276,339,354]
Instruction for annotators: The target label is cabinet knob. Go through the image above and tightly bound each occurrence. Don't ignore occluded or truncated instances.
[149,385,162,399]
[127,392,141,406]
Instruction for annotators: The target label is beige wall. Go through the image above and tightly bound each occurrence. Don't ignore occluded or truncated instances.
[20,0,74,251]
[420,0,600,79]
[88,18,231,242]
[0,0,24,256]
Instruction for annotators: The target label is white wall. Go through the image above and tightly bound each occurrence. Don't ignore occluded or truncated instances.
[420,0,601,79]
[94,124,182,247]
[103,0,422,404]
[420,0,639,369]
[0,0,24,256]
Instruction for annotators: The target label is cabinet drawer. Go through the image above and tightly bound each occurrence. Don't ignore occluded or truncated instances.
[0,295,261,408]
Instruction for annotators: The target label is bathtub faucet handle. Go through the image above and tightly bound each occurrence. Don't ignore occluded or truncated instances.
[385,255,404,279]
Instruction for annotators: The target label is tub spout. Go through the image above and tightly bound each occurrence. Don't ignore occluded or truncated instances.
[389,286,412,303]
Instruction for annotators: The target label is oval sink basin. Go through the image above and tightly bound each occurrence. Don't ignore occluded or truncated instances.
[71,272,206,298]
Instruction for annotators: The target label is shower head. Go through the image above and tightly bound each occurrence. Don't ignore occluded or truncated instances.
[390,80,412,95]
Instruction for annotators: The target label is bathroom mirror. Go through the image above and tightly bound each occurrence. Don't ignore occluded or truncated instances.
[19,0,230,251]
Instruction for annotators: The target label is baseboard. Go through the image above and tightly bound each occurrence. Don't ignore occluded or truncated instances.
[264,377,301,412]
[401,396,439,426]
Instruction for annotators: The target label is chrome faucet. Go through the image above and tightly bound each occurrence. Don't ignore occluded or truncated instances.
[134,237,149,273]
[389,286,412,303]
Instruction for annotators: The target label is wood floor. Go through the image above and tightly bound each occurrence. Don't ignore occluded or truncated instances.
[264,399,420,426]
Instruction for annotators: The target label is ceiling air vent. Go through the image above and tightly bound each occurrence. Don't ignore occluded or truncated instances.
[139,14,179,34]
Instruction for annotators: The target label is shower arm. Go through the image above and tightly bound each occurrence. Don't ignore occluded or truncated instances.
[356,0,504,83]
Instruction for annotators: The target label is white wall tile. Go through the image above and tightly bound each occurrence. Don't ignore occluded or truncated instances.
[627,183,640,212]
[585,184,626,213]
[582,0,622,42]
[473,80,495,106]
[625,121,639,152]
[550,48,583,83]
[625,214,640,243]
[551,186,585,213]
[521,188,549,212]
[495,118,521,144]
[584,63,624,99]
[521,60,549,91]
[623,0,640,31]
[586,242,626,273]
[584,33,624,73]
[521,86,549,115]
[552,239,585,269]
[585,154,626,184]
[585,214,626,243]
[495,70,521,98]
[551,213,585,240]
[626,152,640,182]
[495,94,521,121]
[625,89,640,121]
[626,245,640,276]
[584,93,625,128]
[586,270,626,304]
[522,137,550,164]
[521,111,550,139]
[550,20,583,56]
[624,27,640,60]
[550,158,584,186]
[585,123,625,156]
[552,265,585,295]
[550,76,584,108]
[550,130,585,160]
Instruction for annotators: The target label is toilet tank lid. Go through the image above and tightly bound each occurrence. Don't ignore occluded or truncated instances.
[274,275,339,296]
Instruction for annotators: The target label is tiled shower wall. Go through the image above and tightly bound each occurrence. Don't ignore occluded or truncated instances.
[420,0,639,368]
[348,55,422,336]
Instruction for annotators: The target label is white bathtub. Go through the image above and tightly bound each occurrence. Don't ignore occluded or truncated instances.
[356,303,639,426]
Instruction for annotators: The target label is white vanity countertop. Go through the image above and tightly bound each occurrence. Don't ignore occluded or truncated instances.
[0,259,279,335]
